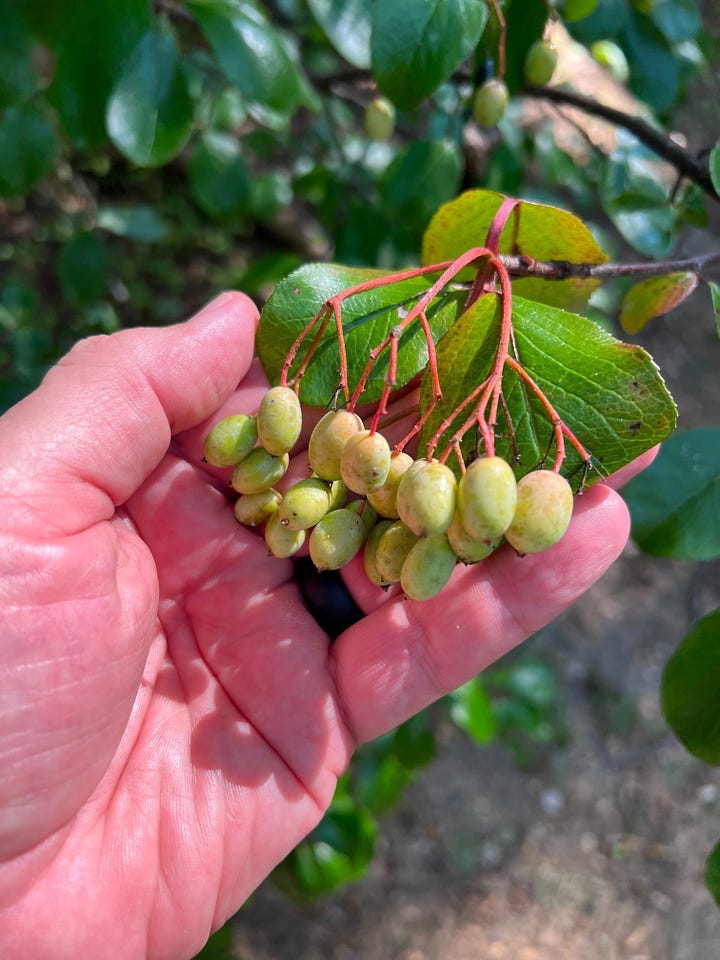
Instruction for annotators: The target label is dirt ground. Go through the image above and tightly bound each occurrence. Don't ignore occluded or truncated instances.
[229,14,720,960]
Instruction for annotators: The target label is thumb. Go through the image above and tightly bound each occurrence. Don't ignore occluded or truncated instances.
[0,292,258,536]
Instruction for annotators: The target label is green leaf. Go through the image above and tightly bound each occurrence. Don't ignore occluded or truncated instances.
[501,0,548,94]
[188,133,250,220]
[707,841,720,908]
[662,609,720,765]
[650,0,701,44]
[58,232,109,305]
[600,140,676,257]
[380,140,463,233]
[422,190,608,311]
[107,26,195,167]
[710,144,720,198]
[96,205,168,242]
[45,0,151,149]
[371,0,488,110]
[710,282,720,338]
[272,802,377,900]
[566,0,629,42]
[257,263,465,407]
[619,271,699,334]
[621,10,678,113]
[188,0,306,114]
[0,106,57,197]
[448,678,496,744]
[191,924,235,960]
[0,1,37,108]
[561,0,600,23]
[308,0,372,68]
[418,294,677,481]
[624,427,720,560]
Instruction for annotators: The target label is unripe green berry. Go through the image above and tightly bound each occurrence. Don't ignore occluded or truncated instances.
[363,519,396,587]
[327,478,349,511]
[367,451,414,518]
[279,478,332,530]
[203,414,257,467]
[233,488,282,526]
[309,508,366,571]
[256,386,302,456]
[590,40,630,83]
[457,456,517,541]
[265,511,306,558]
[396,459,457,537]
[375,520,418,584]
[473,79,509,128]
[400,535,457,602]
[347,499,379,536]
[447,511,500,564]
[308,409,364,481]
[340,429,391,495]
[231,448,289,495]
[504,469,574,555]
[364,96,396,141]
[524,39,558,87]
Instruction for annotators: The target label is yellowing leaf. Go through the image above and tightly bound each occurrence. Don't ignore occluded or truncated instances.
[620,271,699,334]
[421,190,608,311]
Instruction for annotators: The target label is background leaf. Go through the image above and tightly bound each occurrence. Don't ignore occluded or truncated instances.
[107,26,194,167]
[308,0,372,68]
[189,133,250,220]
[448,678,496,744]
[418,294,677,481]
[707,842,720,908]
[58,233,109,305]
[371,0,488,110]
[422,190,608,311]
[623,427,720,560]
[257,264,465,407]
[0,1,37,108]
[189,0,307,115]
[710,144,720,198]
[661,609,720,766]
[44,0,151,148]
[619,271,699,334]
[0,106,57,197]
[380,140,463,233]
[710,282,720,338]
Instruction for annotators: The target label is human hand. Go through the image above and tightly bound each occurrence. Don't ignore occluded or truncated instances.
[0,293,647,960]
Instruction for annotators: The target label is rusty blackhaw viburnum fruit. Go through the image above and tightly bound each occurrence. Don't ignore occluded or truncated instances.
[473,78,509,128]
[203,380,579,599]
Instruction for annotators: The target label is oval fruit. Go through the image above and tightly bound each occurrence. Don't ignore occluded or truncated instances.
[375,520,418,584]
[265,512,306,558]
[457,456,517,541]
[447,511,500,564]
[340,429,391,495]
[309,508,366,571]
[231,448,289,495]
[504,469,574,555]
[363,519,396,587]
[279,478,332,530]
[396,459,457,537]
[367,451,414,518]
[364,96,396,141]
[400,536,457,602]
[256,386,302,456]
[308,409,364,481]
[233,488,282,526]
[523,39,558,87]
[473,79,509,128]
[203,414,257,467]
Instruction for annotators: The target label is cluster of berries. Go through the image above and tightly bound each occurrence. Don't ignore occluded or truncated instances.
[203,387,575,602]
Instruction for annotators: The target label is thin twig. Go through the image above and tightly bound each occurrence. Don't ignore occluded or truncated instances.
[524,86,717,199]
[497,249,720,281]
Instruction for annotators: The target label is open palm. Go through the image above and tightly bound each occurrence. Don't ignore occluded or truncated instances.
[0,293,639,960]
